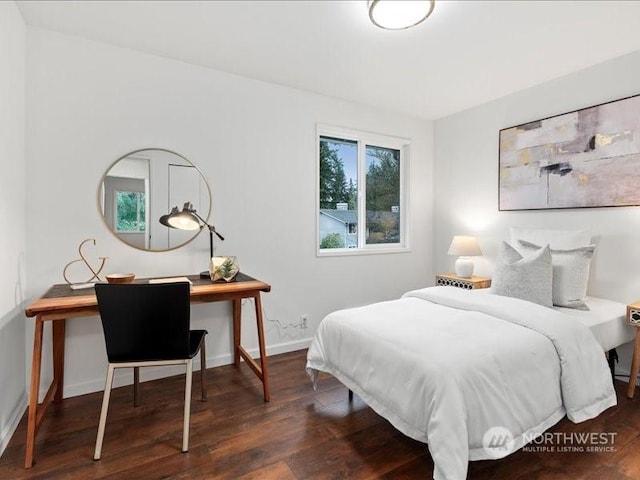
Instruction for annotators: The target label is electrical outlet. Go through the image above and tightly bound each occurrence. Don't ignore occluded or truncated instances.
[300,314,308,329]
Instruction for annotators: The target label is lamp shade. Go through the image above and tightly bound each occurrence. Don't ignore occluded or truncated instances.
[159,206,179,227]
[368,0,435,30]
[167,211,200,230]
[162,202,201,230]
[447,236,482,257]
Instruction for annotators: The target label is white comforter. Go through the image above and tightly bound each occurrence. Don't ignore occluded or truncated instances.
[306,287,616,480]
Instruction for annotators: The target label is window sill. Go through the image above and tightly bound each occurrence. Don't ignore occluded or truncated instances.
[317,246,411,258]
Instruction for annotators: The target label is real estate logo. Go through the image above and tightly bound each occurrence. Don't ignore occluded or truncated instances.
[522,432,617,453]
[483,426,515,459]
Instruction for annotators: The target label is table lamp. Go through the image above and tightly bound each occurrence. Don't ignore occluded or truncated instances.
[447,235,482,278]
[159,202,225,278]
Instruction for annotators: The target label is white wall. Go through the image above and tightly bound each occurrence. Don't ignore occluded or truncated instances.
[434,51,640,374]
[0,1,27,456]
[24,28,433,399]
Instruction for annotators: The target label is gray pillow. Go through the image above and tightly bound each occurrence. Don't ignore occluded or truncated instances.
[490,241,553,307]
[517,240,595,310]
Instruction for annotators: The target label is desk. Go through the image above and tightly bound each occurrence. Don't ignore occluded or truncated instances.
[23,273,271,468]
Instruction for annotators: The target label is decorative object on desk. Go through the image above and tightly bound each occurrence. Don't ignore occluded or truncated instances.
[499,93,640,211]
[210,256,239,282]
[106,273,135,284]
[62,238,108,285]
[447,235,482,278]
[368,0,435,30]
[159,201,225,279]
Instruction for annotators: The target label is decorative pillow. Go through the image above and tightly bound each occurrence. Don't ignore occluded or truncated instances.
[517,240,595,311]
[510,226,591,256]
[490,241,553,307]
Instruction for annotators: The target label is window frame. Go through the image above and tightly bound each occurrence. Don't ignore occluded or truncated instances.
[316,124,411,257]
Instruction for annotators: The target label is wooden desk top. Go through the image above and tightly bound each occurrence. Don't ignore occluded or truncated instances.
[25,273,271,318]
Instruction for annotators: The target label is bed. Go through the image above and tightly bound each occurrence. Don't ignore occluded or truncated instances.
[306,229,632,480]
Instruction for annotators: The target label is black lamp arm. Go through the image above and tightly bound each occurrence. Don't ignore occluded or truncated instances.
[192,211,225,241]
[209,225,225,241]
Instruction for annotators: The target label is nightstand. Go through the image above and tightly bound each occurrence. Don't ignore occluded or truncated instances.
[626,300,640,398]
[435,273,491,290]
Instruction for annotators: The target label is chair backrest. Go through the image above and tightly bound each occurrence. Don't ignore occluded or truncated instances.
[95,282,191,362]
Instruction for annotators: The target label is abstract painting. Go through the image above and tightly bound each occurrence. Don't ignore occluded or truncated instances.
[499,94,640,210]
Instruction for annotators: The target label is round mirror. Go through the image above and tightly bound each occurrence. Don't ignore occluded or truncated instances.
[97,148,211,252]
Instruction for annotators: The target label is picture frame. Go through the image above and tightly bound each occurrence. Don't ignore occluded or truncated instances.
[498,93,640,211]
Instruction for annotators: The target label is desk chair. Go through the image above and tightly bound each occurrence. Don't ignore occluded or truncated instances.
[93,282,207,460]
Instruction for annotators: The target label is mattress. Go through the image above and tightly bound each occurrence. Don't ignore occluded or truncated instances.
[471,289,634,352]
[554,296,635,352]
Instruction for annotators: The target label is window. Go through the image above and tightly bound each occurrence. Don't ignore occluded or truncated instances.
[115,190,146,232]
[318,125,409,255]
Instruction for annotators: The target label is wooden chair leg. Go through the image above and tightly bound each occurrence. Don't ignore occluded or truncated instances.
[200,337,207,402]
[133,367,140,407]
[94,364,115,460]
[182,359,193,453]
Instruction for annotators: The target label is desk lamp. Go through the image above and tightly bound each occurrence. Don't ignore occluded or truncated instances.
[159,202,224,278]
[447,235,482,278]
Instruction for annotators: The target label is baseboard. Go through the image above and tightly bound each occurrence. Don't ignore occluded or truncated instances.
[0,392,27,458]
[60,337,313,399]
[265,337,312,356]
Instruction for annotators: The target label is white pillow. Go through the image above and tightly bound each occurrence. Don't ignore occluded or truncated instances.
[517,240,595,311]
[510,226,591,255]
[490,241,553,307]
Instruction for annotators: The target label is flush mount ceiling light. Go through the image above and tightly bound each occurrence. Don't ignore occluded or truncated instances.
[368,0,435,30]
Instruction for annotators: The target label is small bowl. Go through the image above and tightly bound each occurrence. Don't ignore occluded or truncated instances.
[106,273,135,284]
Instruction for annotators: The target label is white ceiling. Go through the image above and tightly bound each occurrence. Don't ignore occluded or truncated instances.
[16,0,640,120]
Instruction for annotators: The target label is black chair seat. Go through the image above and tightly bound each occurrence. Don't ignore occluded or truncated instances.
[108,329,209,363]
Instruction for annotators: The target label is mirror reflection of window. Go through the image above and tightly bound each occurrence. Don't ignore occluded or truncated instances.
[115,190,146,233]
[102,156,150,250]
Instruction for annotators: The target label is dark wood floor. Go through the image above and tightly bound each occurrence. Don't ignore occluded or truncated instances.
[1,349,640,479]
